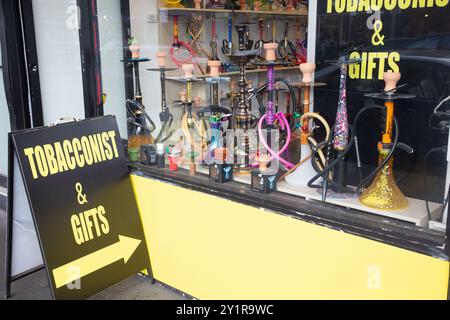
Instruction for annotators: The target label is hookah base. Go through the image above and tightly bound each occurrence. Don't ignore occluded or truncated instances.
[251,170,278,194]
[209,163,234,183]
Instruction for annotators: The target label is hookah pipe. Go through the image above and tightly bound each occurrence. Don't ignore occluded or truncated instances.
[198,61,232,164]
[147,52,178,144]
[170,15,205,75]
[294,23,307,64]
[124,41,156,140]
[228,24,259,169]
[423,96,450,221]
[210,17,219,61]
[307,72,414,209]
[221,16,235,72]
[179,64,208,174]
[221,17,234,56]
[282,63,330,186]
[306,58,361,199]
[186,15,211,65]
[358,72,414,209]
[254,19,267,60]
[171,15,193,66]
[254,42,295,169]
[278,20,297,65]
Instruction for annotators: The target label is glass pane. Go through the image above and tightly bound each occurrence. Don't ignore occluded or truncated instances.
[97,0,127,138]
[315,2,450,222]
[32,0,85,125]
[0,45,11,176]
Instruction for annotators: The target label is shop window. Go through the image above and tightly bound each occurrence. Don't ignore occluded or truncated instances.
[0,45,10,177]
[64,1,450,233]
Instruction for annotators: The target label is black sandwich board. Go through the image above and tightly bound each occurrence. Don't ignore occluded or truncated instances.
[4,116,151,299]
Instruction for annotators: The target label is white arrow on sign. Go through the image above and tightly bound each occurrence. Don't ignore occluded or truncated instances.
[52,235,142,289]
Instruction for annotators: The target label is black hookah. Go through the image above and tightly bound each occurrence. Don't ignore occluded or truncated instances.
[122,47,156,144]
[228,24,260,170]
[147,52,178,143]
[309,57,362,200]
[307,74,415,205]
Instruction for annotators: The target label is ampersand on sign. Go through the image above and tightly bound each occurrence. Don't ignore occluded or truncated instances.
[371,20,385,46]
[75,182,88,205]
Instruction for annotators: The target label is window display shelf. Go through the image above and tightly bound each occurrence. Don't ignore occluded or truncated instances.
[159,7,307,19]
[164,166,438,227]
[232,174,439,227]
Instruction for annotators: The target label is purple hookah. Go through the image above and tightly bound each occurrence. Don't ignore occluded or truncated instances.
[333,63,349,151]
[256,56,295,169]
[266,65,275,127]
[329,62,350,193]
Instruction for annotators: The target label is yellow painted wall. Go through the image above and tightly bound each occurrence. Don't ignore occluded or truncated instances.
[131,174,449,300]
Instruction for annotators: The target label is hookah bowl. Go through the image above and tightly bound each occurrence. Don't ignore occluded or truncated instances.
[129,42,140,59]
[194,0,202,9]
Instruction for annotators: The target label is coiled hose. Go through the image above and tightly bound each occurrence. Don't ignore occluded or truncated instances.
[307,104,401,193]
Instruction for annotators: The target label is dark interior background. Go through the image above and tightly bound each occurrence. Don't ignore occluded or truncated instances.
[314,3,450,202]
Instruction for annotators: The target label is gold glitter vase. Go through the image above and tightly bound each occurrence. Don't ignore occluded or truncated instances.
[359,152,408,210]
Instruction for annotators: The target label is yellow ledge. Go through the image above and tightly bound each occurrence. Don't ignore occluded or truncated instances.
[131,174,449,300]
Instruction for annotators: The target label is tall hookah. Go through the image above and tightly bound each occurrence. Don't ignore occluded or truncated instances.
[199,54,232,164]
[177,63,206,175]
[229,24,259,171]
[323,58,361,198]
[359,72,413,210]
[253,42,295,169]
[284,63,329,187]
[306,71,414,209]
[124,40,156,159]
[146,52,178,144]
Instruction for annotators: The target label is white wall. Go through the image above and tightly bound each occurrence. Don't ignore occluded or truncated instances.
[32,0,85,125]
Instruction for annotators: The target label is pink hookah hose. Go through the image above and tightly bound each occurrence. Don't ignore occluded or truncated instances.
[256,65,295,169]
